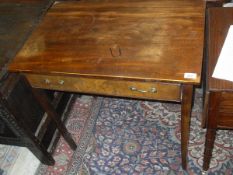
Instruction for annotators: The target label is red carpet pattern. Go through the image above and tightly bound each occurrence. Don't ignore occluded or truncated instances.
[36,95,102,175]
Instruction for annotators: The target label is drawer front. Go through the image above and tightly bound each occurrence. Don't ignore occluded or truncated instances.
[219,92,233,113]
[218,92,233,128]
[25,74,181,102]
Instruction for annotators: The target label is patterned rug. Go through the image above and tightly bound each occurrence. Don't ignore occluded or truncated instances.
[36,95,103,175]
[36,88,233,175]
[0,144,20,175]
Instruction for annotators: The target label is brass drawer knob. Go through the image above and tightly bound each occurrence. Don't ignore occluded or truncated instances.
[129,87,157,93]
[150,87,157,93]
[44,79,50,84]
[59,80,65,85]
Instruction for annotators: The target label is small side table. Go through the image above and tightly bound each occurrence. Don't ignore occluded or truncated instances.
[202,7,233,171]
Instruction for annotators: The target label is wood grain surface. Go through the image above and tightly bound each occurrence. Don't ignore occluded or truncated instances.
[207,7,233,90]
[203,7,233,171]
[9,0,205,84]
[25,73,181,101]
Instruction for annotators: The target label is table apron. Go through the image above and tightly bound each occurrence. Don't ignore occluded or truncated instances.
[25,74,181,102]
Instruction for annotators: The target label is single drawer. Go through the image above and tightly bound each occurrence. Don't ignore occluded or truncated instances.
[219,92,233,113]
[25,74,181,102]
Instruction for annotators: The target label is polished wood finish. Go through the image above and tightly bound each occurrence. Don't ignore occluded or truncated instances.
[208,9,233,91]
[203,92,221,170]
[9,0,205,84]
[26,74,181,102]
[203,7,233,171]
[26,80,77,150]
[181,84,193,170]
[8,0,205,169]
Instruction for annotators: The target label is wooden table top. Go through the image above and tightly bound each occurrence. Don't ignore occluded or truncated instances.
[9,0,205,84]
[207,7,233,91]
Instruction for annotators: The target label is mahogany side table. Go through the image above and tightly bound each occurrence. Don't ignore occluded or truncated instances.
[8,0,205,169]
[202,7,233,171]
